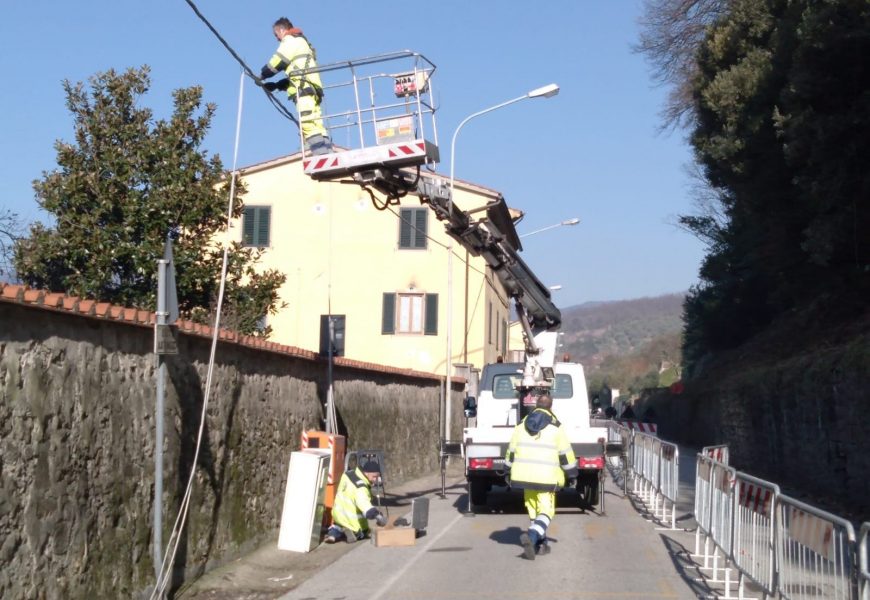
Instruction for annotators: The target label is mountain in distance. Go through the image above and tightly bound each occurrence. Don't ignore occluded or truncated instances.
[558,292,686,378]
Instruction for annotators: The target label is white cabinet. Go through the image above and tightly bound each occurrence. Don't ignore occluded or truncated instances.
[277,449,331,552]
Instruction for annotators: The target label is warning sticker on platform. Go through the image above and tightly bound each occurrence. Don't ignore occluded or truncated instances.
[376,116,414,145]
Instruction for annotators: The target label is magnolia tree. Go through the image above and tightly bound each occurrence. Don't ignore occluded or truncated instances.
[15,66,285,336]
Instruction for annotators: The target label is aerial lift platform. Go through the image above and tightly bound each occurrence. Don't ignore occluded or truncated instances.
[291,50,561,377]
[297,51,440,186]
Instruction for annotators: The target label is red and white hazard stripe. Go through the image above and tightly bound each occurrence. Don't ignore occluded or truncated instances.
[387,141,426,158]
[300,430,309,450]
[707,447,725,462]
[617,420,658,435]
[739,481,773,515]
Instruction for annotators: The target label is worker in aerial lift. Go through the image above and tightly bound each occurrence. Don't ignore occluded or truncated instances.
[260,17,332,155]
[504,392,578,560]
[324,460,388,543]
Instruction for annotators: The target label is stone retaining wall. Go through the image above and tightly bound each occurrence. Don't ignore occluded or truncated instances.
[0,299,462,599]
[634,334,870,520]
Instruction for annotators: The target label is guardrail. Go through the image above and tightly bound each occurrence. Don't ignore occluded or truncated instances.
[859,523,870,600]
[602,419,870,599]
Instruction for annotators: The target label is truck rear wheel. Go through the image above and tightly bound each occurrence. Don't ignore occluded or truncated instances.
[577,473,599,508]
[469,478,491,507]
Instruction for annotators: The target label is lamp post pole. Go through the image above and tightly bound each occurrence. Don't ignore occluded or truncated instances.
[445,83,560,442]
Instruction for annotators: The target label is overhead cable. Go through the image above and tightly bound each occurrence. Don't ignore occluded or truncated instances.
[181,0,299,126]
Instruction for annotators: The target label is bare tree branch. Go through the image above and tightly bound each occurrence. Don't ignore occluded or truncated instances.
[635,0,728,130]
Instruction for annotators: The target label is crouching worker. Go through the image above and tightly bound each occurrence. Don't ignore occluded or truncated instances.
[324,460,388,543]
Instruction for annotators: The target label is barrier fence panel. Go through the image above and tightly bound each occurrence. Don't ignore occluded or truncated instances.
[658,441,679,529]
[860,522,870,600]
[776,495,857,600]
[703,444,730,466]
[695,454,715,556]
[733,472,780,597]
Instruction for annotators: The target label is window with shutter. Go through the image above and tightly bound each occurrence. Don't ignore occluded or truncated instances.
[424,293,438,335]
[242,206,271,247]
[382,293,396,334]
[398,208,427,249]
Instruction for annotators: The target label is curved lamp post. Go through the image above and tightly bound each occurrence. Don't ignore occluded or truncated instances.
[444,83,560,442]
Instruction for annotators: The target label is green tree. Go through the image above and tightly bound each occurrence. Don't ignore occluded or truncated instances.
[14,66,285,336]
[641,0,870,375]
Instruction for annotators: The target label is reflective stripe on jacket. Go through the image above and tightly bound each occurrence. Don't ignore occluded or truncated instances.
[268,31,323,96]
[331,467,374,533]
[504,408,577,491]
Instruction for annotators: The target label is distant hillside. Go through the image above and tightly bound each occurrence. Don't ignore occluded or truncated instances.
[559,293,686,396]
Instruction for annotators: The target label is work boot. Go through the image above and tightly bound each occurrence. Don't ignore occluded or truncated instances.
[324,534,337,544]
[536,542,551,556]
[342,527,358,543]
[305,134,333,156]
[519,533,536,561]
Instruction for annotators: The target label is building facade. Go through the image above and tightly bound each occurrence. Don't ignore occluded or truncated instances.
[235,153,515,376]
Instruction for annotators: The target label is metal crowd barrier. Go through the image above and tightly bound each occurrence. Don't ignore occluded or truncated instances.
[733,472,780,597]
[703,443,730,465]
[694,454,737,590]
[617,429,869,599]
[859,523,870,600]
[625,430,680,530]
[778,495,856,599]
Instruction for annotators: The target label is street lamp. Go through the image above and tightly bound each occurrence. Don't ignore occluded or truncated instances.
[444,83,560,442]
[519,217,580,238]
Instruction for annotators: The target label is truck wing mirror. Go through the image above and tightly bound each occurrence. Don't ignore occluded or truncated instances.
[464,396,477,418]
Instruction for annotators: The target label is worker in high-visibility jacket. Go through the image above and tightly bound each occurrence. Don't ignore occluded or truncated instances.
[324,461,387,543]
[260,17,332,155]
[504,393,578,560]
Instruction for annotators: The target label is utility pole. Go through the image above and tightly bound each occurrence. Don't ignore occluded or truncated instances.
[153,237,178,582]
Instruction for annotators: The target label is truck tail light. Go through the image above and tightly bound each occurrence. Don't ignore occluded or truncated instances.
[469,458,494,470]
[578,456,605,469]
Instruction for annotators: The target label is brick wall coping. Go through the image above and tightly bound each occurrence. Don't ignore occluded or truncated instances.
[0,282,463,385]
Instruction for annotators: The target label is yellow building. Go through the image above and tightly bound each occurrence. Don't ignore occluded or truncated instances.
[235,152,517,376]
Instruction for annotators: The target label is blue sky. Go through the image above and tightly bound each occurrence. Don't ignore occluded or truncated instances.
[0,1,704,308]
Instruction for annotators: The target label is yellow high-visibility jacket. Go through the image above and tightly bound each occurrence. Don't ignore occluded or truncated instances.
[504,408,578,491]
[267,30,323,98]
[331,467,375,533]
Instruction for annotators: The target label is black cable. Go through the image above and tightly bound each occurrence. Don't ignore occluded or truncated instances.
[182,0,299,126]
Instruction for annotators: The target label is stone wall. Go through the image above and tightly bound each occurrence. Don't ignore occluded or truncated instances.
[634,334,870,519]
[0,300,463,600]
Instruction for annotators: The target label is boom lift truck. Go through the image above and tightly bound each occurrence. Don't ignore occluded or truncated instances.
[293,51,608,511]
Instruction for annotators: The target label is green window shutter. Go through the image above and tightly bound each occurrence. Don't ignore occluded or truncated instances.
[399,209,412,248]
[381,293,396,334]
[257,207,271,247]
[242,206,270,247]
[424,293,438,335]
[414,208,427,248]
[242,207,256,246]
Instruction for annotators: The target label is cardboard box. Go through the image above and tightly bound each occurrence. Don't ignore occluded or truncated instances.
[372,526,416,547]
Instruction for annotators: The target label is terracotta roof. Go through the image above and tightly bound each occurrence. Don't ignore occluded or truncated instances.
[0,282,459,383]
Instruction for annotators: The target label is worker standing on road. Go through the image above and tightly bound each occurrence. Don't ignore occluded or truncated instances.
[260,17,332,155]
[504,393,578,560]
[324,460,388,543]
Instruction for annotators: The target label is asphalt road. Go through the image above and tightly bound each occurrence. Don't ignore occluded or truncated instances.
[179,446,750,600]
